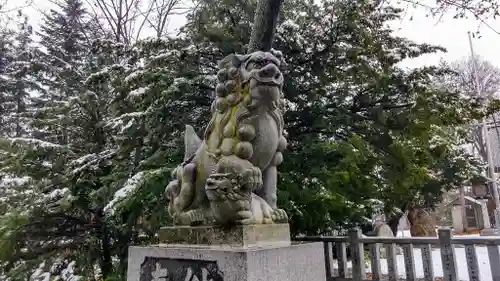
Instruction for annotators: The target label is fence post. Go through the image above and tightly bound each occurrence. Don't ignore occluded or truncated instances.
[369,243,381,281]
[438,228,458,281]
[403,244,416,281]
[348,228,366,281]
[336,242,348,278]
[464,245,480,281]
[386,243,398,281]
[421,244,435,281]
[487,244,500,281]
[323,241,333,279]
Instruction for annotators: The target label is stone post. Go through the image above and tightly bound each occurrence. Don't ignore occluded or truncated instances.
[451,206,464,233]
[480,199,498,236]
[481,199,491,229]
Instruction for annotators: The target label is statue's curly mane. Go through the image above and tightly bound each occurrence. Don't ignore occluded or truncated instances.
[203,53,285,163]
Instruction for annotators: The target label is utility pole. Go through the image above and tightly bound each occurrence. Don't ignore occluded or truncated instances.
[468,31,500,235]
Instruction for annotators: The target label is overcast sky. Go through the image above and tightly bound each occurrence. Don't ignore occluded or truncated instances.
[389,1,500,69]
[5,0,500,69]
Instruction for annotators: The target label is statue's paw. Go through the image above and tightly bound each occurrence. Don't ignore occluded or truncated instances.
[236,210,252,220]
[177,209,206,225]
[271,208,288,223]
[263,218,273,224]
[233,210,254,225]
[236,217,256,225]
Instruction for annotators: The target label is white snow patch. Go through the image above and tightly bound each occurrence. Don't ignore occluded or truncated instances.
[30,260,81,281]
[48,188,69,199]
[9,138,61,148]
[104,171,145,214]
[61,261,81,281]
[0,176,31,187]
[69,150,116,175]
[124,70,145,82]
[71,153,98,166]
[121,119,136,133]
[128,86,149,98]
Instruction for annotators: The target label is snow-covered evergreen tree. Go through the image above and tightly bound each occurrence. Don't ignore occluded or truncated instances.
[0,2,105,280]
[0,16,41,138]
[0,13,53,218]
[80,37,214,275]
[1,0,499,279]
[31,0,96,145]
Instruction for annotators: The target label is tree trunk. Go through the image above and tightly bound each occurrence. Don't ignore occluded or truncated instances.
[387,215,402,236]
[386,203,409,236]
[99,210,112,279]
[248,0,283,52]
[407,206,418,237]
[408,206,437,237]
[118,230,133,277]
[15,96,22,137]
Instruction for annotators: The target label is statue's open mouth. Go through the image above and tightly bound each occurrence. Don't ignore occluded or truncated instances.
[242,73,282,89]
[242,80,281,91]
[255,79,282,87]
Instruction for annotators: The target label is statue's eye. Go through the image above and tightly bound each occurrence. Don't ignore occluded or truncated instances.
[247,62,257,69]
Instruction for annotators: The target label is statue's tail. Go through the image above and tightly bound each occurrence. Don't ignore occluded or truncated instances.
[184,125,202,161]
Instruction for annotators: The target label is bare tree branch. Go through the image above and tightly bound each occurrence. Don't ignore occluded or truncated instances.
[396,0,500,35]
[0,0,34,14]
[85,0,189,44]
[437,56,500,163]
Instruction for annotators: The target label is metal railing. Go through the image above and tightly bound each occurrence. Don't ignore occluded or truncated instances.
[296,228,500,281]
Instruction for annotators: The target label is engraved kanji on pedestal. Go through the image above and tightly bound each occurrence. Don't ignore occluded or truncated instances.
[140,258,223,281]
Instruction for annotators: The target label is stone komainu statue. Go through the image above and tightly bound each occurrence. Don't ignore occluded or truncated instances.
[165,50,288,226]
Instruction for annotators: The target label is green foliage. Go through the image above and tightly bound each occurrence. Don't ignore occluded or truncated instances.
[0,0,496,279]
[182,0,493,235]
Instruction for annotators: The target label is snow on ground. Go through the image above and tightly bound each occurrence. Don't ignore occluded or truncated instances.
[397,230,412,237]
[332,231,499,281]
[366,245,497,281]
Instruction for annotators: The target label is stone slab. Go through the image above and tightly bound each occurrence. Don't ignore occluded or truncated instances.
[374,223,394,237]
[480,228,499,236]
[127,242,326,281]
[158,224,290,248]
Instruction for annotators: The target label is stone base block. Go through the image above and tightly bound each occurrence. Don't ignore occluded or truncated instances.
[480,228,499,236]
[127,242,326,281]
[158,224,290,248]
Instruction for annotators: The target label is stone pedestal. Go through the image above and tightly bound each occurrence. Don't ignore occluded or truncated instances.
[481,209,500,236]
[158,224,291,248]
[127,224,326,281]
[480,199,491,229]
[374,223,402,256]
[480,228,498,236]
[451,206,464,233]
